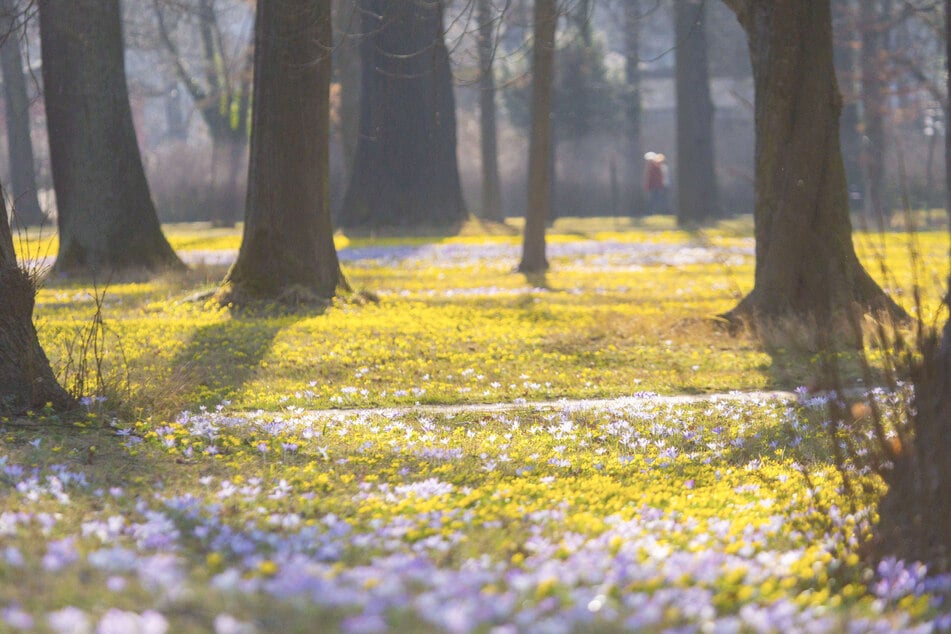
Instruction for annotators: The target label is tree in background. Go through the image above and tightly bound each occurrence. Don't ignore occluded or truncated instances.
[518,0,556,274]
[477,0,504,223]
[217,0,347,303]
[151,0,253,227]
[720,0,905,340]
[38,0,183,274]
[674,0,718,226]
[859,0,891,227]
[332,0,361,179]
[622,0,644,217]
[0,181,71,414]
[0,0,43,227]
[338,0,466,230]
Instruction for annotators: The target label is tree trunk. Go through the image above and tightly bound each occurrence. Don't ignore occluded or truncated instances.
[39,0,183,274]
[218,0,346,303]
[0,183,71,414]
[477,0,503,222]
[518,0,556,274]
[0,0,44,227]
[624,0,645,217]
[720,0,904,339]
[871,0,951,575]
[860,0,889,227]
[674,0,718,226]
[338,0,466,230]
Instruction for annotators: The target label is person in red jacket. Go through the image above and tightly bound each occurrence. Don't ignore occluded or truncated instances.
[643,151,668,214]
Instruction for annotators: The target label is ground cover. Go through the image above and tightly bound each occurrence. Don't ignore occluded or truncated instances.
[2,217,950,632]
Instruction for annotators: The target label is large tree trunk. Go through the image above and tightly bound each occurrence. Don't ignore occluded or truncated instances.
[338,0,466,230]
[624,0,645,217]
[477,0,503,223]
[518,0,556,274]
[674,0,718,226]
[0,0,44,227]
[872,0,951,575]
[218,0,346,303]
[0,183,71,414]
[720,0,904,338]
[39,0,183,275]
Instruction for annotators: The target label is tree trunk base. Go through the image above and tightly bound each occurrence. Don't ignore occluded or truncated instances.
[0,266,73,414]
[720,275,909,351]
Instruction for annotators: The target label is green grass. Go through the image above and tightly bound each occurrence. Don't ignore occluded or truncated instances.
[1,216,948,632]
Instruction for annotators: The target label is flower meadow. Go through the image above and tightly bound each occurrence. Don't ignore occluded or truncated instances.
[4,220,951,632]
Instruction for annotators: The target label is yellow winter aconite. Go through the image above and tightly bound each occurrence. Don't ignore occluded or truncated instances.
[1,219,946,631]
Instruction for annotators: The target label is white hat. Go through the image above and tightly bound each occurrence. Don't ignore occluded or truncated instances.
[644,151,657,161]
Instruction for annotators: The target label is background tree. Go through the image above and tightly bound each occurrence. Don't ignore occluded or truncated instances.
[859,0,891,227]
[477,0,504,222]
[338,0,466,230]
[217,0,346,303]
[0,0,43,226]
[151,0,253,227]
[674,0,719,226]
[0,182,70,413]
[720,0,904,338]
[518,0,556,274]
[623,0,644,217]
[39,0,183,274]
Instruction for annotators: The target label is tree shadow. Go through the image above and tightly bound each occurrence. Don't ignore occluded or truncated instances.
[159,306,322,411]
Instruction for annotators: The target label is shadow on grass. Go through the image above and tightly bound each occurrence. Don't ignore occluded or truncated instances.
[156,306,323,412]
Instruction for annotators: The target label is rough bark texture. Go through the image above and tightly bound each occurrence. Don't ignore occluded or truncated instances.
[219,0,346,302]
[477,0,503,222]
[0,185,71,414]
[674,0,718,226]
[624,0,645,217]
[721,0,904,335]
[0,0,44,227]
[39,0,183,275]
[518,0,556,274]
[872,0,951,575]
[338,0,466,230]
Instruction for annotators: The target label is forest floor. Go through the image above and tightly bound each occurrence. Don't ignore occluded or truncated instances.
[2,216,950,632]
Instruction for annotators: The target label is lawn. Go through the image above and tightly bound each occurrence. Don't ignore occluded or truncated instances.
[2,216,950,632]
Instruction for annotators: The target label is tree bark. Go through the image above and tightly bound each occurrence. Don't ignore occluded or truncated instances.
[518,0,556,274]
[338,0,466,230]
[721,0,904,338]
[832,0,864,212]
[624,0,645,217]
[0,0,44,227]
[0,182,71,414]
[477,0,503,222]
[39,0,183,275]
[218,0,346,303]
[674,0,718,226]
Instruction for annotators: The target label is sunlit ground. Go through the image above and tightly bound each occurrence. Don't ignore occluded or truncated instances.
[2,216,950,632]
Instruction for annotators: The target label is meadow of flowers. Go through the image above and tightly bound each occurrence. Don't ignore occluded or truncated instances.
[3,219,950,632]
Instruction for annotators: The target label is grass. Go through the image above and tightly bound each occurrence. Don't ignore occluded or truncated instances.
[2,216,950,632]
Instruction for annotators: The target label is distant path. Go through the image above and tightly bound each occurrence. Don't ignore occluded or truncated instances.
[289,390,813,419]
